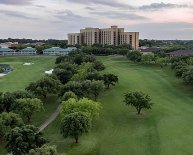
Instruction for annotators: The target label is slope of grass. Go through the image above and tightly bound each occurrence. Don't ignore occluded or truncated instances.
[0,56,56,92]
[44,55,193,155]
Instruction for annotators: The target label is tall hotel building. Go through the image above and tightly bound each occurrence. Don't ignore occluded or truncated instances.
[68,26,139,50]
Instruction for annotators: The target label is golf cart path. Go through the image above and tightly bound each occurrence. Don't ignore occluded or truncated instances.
[38,105,60,132]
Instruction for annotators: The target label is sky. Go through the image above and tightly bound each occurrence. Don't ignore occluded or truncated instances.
[0,0,193,40]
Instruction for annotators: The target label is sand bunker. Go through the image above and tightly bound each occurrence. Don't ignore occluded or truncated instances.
[45,69,54,75]
[23,62,34,66]
[0,73,6,77]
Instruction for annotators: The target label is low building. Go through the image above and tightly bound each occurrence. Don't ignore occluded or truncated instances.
[43,47,77,55]
[140,47,161,55]
[167,50,193,56]
[19,47,37,55]
[0,48,15,56]
[0,42,19,48]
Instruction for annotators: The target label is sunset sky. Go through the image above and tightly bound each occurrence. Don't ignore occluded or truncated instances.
[0,0,193,40]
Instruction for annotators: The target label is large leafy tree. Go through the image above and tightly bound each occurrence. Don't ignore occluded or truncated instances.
[53,68,73,84]
[26,76,61,98]
[0,92,16,112]
[0,112,23,139]
[62,91,78,101]
[13,98,44,122]
[28,144,58,155]
[60,112,91,143]
[71,62,94,81]
[182,69,193,84]
[141,54,156,64]
[90,80,104,101]
[103,74,118,89]
[0,91,33,112]
[92,61,105,71]
[61,98,101,120]
[127,51,142,62]
[85,71,102,81]
[124,91,153,114]
[6,125,46,155]
[60,81,83,97]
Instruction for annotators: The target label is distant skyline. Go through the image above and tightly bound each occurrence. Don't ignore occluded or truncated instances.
[0,0,193,40]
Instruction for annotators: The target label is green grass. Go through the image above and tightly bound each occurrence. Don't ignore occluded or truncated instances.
[44,55,193,155]
[0,56,58,154]
[0,56,56,92]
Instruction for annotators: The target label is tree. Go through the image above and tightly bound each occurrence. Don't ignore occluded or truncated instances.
[90,80,104,101]
[62,91,77,101]
[83,55,96,63]
[13,98,44,122]
[182,69,193,84]
[141,54,156,64]
[92,61,105,71]
[26,76,61,98]
[156,57,167,68]
[0,92,16,112]
[6,125,46,155]
[85,71,102,81]
[71,62,94,81]
[53,68,73,84]
[55,56,70,64]
[28,144,58,155]
[60,81,83,97]
[124,91,153,114]
[60,112,91,143]
[0,67,4,73]
[103,74,118,89]
[127,51,142,62]
[0,112,23,139]
[61,98,101,120]
[0,91,34,112]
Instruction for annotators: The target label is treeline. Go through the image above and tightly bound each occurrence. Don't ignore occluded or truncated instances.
[81,43,132,56]
[140,39,193,48]
[0,52,118,155]
[0,38,67,45]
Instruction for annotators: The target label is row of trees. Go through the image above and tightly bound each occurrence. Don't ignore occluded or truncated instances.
[54,52,119,144]
[81,44,131,56]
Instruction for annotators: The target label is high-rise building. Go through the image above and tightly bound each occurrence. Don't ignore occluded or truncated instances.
[68,26,139,50]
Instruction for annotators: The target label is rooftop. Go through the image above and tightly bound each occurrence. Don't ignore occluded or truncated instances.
[141,47,161,53]
[0,47,14,52]
[43,47,77,52]
[20,47,36,52]
[167,50,193,56]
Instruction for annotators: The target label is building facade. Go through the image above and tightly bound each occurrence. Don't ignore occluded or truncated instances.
[0,48,16,56]
[43,47,77,55]
[19,47,37,55]
[68,26,139,49]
